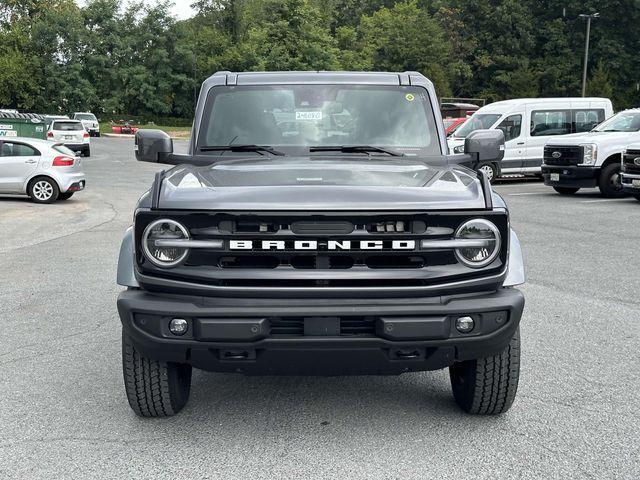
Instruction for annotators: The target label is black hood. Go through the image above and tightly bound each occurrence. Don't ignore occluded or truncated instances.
[156,157,486,211]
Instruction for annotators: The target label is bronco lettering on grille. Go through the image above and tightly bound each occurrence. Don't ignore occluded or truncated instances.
[229,240,416,251]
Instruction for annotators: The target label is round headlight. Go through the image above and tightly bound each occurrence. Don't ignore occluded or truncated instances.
[142,219,190,268]
[454,218,501,268]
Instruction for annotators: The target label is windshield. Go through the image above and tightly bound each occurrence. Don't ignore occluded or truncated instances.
[53,145,77,156]
[52,121,83,131]
[452,114,501,138]
[75,114,97,121]
[197,85,441,156]
[592,111,640,132]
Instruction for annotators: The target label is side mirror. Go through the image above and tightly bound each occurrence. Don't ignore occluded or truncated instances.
[135,129,173,163]
[464,129,505,162]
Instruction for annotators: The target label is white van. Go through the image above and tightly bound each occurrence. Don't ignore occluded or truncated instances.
[447,98,614,181]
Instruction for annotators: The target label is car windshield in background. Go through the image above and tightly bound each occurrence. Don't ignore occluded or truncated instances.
[53,145,77,156]
[75,114,96,121]
[53,121,84,131]
[198,85,441,156]
[592,111,640,132]
[452,114,501,138]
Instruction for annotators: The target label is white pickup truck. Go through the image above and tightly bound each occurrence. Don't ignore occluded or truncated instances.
[72,112,100,137]
[541,109,640,197]
[621,145,640,201]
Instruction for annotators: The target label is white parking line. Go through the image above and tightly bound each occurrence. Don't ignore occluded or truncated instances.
[507,192,548,196]
[581,199,626,203]
[494,184,547,189]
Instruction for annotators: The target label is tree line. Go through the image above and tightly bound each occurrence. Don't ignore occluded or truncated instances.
[0,0,637,120]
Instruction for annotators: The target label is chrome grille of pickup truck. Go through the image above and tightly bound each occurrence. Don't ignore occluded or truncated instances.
[135,211,509,292]
[544,145,583,166]
[623,149,640,174]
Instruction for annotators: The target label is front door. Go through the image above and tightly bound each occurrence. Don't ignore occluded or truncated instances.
[495,114,524,173]
[0,141,40,193]
[525,109,572,172]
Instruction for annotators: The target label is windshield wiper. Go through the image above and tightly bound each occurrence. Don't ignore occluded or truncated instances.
[199,144,285,156]
[309,145,404,157]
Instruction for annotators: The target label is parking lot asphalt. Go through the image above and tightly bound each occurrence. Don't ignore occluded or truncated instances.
[1,138,639,479]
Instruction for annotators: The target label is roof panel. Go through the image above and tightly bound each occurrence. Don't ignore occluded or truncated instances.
[234,71,402,85]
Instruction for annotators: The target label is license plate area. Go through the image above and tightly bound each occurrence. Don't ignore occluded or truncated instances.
[632,179,640,188]
[550,173,560,181]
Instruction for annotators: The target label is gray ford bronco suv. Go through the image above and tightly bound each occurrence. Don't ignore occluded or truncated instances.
[117,71,525,417]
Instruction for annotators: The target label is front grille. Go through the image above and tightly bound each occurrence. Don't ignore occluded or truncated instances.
[269,317,375,336]
[135,211,508,291]
[544,145,583,166]
[269,318,304,335]
[623,149,640,174]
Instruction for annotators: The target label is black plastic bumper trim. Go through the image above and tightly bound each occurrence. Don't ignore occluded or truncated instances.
[541,165,599,188]
[118,287,524,375]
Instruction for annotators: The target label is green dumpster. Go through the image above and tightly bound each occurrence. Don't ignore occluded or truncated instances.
[0,112,47,140]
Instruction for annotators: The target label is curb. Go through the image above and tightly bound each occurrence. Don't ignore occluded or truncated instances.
[103,133,135,138]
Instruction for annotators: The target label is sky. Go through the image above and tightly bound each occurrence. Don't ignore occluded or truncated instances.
[75,0,197,20]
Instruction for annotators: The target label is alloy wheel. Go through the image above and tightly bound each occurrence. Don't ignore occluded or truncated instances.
[479,165,494,181]
[609,172,622,191]
[33,181,54,201]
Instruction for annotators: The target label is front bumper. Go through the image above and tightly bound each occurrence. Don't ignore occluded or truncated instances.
[621,172,640,195]
[118,287,524,375]
[541,164,599,188]
[64,143,90,152]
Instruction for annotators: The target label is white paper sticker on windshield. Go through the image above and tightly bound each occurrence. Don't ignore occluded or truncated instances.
[295,111,323,121]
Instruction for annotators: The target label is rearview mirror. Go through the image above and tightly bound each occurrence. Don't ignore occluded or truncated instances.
[135,129,173,163]
[464,129,505,162]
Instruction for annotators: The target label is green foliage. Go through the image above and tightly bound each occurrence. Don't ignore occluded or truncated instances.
[0,0,639,117]
[359,1,452,94]
[241,0,341,71]
[587,61,614,99]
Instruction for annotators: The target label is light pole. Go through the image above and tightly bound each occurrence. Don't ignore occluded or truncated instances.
[579,12,599,97]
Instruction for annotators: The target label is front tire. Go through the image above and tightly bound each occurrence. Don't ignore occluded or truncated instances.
[58,192,74,200]
[598,163,626,198]
[476,162,498,183]
[553,186,580,195]
[122,331,192,417]
[634,195,640,202]
[28,177,59,203]
[449,328,521,415]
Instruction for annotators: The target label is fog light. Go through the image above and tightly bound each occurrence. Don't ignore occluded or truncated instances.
[455,316,475,333]
[169,318,188,335]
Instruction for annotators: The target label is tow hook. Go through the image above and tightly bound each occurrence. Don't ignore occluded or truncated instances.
[220,349,254,360]
[394,349,422,360]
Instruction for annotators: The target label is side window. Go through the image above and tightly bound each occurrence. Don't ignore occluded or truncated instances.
[496,114,522,142]
[530,110,571,137]
[0,142,38,157]
[573,109,605,133]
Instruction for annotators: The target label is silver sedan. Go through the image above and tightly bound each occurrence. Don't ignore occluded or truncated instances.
[0,137,86,203]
